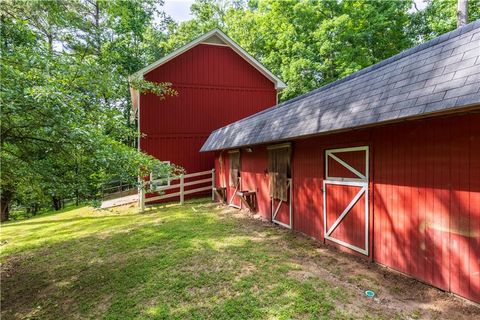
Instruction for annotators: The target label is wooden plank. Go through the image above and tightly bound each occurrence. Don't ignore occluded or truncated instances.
[184,178,212,187]
[145,192,181,203]
[468,114,480,302]
[183,170,213,178]
[184,186,212,195]
[151,183,180,191]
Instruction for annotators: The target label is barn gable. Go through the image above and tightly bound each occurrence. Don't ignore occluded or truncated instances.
[134,29,282,176]
[201,34,226,45]
[142,43,277,90]
[131,29,286,89]
[201,20,480,152]
[130,29,286,115]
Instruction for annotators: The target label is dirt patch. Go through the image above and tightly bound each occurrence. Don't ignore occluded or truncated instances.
[308,249,480,320]
[227,207,480,320]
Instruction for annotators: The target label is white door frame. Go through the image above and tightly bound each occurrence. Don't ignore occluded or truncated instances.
[228,177,242,209]
[323,146,369,255]
[271,178,292,229]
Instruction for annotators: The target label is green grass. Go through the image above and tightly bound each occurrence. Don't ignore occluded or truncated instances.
[3,199,455,320]
[1,199,356,319]
[8,203,77,222]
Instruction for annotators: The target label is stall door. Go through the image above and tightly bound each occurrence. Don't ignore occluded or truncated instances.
[271,178,292,229]
[227,150,242,208]
[323,146,369,255]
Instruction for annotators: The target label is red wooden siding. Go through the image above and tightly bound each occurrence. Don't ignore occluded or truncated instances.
[140,43,277,174]
[213,112,480,303]
[239,147,270,219]
[224,152,238,207]
[290,139,324,240]
[325,184,367,251]
[372,114,480,301]
[142,136,212,173]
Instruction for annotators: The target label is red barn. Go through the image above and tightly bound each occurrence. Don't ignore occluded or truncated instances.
[131,29,286,175]
[202,21,480,303]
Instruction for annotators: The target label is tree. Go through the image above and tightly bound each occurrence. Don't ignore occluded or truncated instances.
[0,0,178,221]
[160,0,229,53]
[409,0,480,42]
[457,0,468,27]
[205,0,413,100]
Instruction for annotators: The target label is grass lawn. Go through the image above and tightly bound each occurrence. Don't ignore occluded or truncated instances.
[1,199,478,319]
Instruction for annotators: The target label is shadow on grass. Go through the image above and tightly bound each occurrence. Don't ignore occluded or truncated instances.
[2,205,84,225]
[1,213,144,228]
[0,203,347,320]
[2,201,477,320]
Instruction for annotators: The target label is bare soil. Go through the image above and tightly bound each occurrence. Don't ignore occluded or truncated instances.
[231,207,480,320]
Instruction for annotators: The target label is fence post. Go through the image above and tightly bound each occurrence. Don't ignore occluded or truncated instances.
[139,180,145,213]
[180,174,184,205]
[211,169,215,201]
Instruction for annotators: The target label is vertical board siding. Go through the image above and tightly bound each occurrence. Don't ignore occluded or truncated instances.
[239,147,271,219]
[469,115,480,303]
[141,136,213,174]
[325,184,366,249]
[291,139,324,240]
[213,112,479,303]
[140,43,276,174]
[372,114,479,301]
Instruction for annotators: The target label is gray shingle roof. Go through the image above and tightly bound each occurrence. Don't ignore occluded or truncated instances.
[201,20,480,152]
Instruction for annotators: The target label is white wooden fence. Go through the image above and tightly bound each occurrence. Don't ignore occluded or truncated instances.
[139,169,215,212]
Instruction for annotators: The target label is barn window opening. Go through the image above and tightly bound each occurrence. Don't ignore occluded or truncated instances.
[229,150,240,187]
[268,143,291,202]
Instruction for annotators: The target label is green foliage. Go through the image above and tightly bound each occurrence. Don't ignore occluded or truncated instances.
[167,0,478,101]
[169,0,414,100]
[130,77,178,98]
[161,0,228,52]
[409,0,480,42]
[2,0,474,219]
[0,0,178,218]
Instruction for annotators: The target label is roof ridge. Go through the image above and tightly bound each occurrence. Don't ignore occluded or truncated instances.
[222,19,480,130]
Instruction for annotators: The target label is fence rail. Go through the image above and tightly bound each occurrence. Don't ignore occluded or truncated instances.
[139,169,215,211]
[102,179,136,200]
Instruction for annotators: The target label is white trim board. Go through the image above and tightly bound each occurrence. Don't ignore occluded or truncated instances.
[271,178,293,229]
[325,146,369,182]
[130,29,286,90]
[323,146,369,256]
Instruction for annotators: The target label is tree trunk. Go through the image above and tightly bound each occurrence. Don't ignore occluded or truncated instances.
[457,0,468,27]
[33,203,39,215]
[1,191,13,222]
[52,197,62,211]
[94,0,101,55]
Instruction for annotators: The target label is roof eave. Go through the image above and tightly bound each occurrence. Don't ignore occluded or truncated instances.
[201,104,480,152]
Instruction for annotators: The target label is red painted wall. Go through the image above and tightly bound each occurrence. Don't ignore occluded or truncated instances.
[371,115,479,302]
[238,147,270,218]
[212,112,480,303]
[140,43,277,174]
